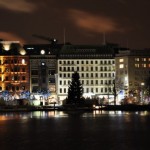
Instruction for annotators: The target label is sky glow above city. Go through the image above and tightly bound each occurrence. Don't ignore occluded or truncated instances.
[0,0,150,49]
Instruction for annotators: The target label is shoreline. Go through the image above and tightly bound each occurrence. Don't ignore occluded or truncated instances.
[1,105,150,112]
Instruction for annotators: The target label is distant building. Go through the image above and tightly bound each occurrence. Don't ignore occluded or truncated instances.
[3,40,150,105]
[57,44,118,104]
[115,49,150,101]
[24,44,61,103]
[0,41,30,96]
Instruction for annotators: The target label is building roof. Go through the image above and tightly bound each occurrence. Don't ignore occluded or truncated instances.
[58,43,119,59]
[23,44,62,56]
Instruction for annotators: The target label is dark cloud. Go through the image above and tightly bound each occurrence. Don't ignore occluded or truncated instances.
[0,0,37,13]
[68,9,124,33]
[0,0,150,49]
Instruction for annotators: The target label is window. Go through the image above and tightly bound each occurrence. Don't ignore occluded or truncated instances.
[96,80,98,84]
[119,59,124,62]
[32,78,38,84]
[49,70,55,75]
[142,64,147,68]
[59,67,62,71]
[22,68,25,72]
[95,67,98,71]
[142,58,146,61]
[60,88,62,93]
[135,64,140,68]
[60,81,62,85]
[21,59,25,64]
[86,80,89,85]
[86,73,89,77]
[96,88,98,93]
[95,73,98,77]
[119,64,124,68]
[31,70,38,75]
[135,58,140,61]
[22,76,26,80]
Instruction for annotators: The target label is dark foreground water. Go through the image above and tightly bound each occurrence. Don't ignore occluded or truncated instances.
[0,110,150,150]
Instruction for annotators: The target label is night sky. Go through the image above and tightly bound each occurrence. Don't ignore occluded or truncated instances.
[0,0,150,49]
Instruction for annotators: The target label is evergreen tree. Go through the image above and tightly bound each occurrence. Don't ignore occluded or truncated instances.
[67,71,83,104]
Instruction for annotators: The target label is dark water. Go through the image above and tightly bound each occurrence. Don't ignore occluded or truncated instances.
[0,110,150,150]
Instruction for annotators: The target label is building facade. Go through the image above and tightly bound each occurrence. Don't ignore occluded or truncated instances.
[57,44,117,104]
[115,49,150,102]
[0,41,30,99]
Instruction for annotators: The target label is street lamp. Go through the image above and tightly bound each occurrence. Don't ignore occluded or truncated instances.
[141,82,145,104]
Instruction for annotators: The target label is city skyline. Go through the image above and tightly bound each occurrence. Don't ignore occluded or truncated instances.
[0,0,150,49]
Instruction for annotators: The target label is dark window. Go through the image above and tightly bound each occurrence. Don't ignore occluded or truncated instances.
[42,78,46,83]
[22,76,26,80]
[49,78,55,83]
[32,78,38,84]
[31,70,38,75]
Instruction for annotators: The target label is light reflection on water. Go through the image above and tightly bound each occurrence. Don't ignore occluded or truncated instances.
[0,110,150,150]
[0,110,150,120]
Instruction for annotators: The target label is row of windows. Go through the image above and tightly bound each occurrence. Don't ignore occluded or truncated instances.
[59,87,112,94]
[0,59,26,65]
[60,80,113,85]
[31,78,55,84]
[0,76,26,81]
[31,70,56,75]
[59,60,114,65]
[135,64,150,68]
[59,66,114,72]
[59,73,115,78]
[135,58,150,62]
[119,58,150,63]
[119,63,150,69]
[0,85,26,91]
[0,67,26,73]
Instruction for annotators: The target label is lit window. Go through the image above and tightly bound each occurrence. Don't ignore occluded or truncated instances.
[135,64,140,68]
[119,59,124,62]
[119,64,124,68]
[22,59,25,64]
[135,58,140,61]
[142,64,147,68]
[142,58,146,61]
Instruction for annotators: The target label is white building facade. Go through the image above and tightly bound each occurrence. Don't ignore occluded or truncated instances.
[57,44,117,104]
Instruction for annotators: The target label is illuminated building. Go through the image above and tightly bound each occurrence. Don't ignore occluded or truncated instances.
[24,44,61,103]
[57,44,117,104]
[0,41,30,95]
[115,49,150,102]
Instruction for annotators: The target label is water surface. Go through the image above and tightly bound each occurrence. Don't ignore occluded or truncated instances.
[0,111,150,150]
